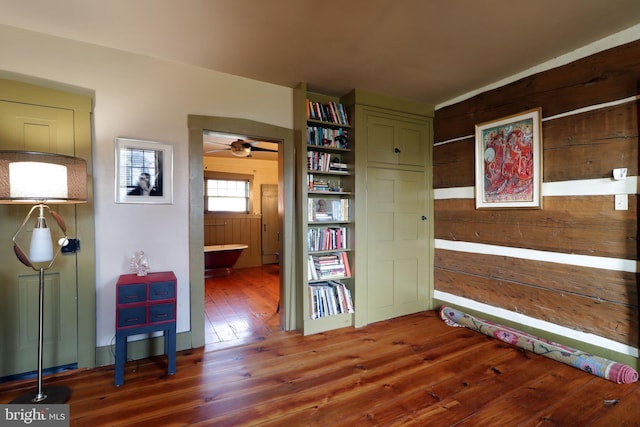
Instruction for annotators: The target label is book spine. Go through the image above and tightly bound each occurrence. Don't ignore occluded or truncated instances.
[340,251,351,277]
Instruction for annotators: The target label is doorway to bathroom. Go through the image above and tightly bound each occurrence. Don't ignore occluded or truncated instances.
[188,115,296,350]
[202,136,281,347]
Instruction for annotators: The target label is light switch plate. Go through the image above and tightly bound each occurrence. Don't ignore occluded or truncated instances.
[615,194,628,211]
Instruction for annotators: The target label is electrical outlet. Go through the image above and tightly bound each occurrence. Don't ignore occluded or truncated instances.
[615,194,628,211]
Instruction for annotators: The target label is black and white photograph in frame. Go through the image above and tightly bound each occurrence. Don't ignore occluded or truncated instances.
[115,137,173,204]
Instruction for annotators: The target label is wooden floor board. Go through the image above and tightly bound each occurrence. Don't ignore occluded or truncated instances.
[1,265,638,426]
[360,346,525,425]
[519,375,634,426]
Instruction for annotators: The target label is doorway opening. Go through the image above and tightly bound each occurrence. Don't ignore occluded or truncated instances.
[202,132,281,348]
[188,115,296,351]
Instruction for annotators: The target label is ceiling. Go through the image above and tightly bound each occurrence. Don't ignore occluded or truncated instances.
[2,0,640,159]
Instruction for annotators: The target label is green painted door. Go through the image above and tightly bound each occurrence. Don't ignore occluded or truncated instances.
[261,184,279,264]
[366,167,429,323]
[0,101,79,377]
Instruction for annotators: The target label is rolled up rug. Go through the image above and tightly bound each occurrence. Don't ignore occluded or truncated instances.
[439,305,638,384]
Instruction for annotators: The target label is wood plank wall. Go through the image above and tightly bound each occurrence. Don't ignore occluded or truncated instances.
[204,214,262,268]
[433,40,640,351]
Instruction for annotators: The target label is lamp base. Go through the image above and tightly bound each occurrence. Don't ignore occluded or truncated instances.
[9,385,70,404]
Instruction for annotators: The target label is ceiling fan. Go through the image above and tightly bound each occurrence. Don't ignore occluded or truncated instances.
[205,138,278,158]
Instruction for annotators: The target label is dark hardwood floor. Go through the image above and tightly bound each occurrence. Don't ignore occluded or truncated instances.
[1,265,639,426]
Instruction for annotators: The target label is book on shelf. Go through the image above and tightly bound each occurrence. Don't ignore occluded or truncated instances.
[307,226,346,252]
[308,198,314,222]
[308,198,349,222]
[307,126,349,149]
[307,174,346,193]
[308,252,351,280]
[308,280,354,319]
[340,251,351,277]
[307,151,331,172]
[314,212,333,222]
[308,151,349,174]
[306,99,350,126]
[331,199,349,221]
[329,161,348,172]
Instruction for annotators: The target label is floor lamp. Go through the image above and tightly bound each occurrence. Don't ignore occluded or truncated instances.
[0,151,87,404]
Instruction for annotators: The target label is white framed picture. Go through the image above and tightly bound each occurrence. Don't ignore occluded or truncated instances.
[115,137,173,204]
[475,108,543,209]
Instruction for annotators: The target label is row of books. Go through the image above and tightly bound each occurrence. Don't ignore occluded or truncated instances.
[329,199,349,221]
[306,99,350,126]
[308,198,350,222]
[308,174,348,192]
[308,252,351,280]
[307,126,349,149]
[307,151,348,173]
[308,227,347,252]
[328,161,347,172]
[307,175,331,192]
[309,281,354,319]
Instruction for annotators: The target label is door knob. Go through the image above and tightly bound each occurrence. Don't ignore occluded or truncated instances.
[421,215,427,221]
[394,148,401,154]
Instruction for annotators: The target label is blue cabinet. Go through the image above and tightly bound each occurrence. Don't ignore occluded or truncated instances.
[114,271,177,386]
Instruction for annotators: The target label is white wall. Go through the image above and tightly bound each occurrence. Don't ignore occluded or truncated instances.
[0,24,293,347]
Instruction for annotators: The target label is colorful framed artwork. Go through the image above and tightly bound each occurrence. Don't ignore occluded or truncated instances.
[475,108,542,209]
[115,137,173,204]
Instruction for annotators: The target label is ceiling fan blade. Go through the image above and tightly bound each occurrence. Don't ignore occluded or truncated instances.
[206,141,235,147]
[205,138,276,157]
[250,146,278,153]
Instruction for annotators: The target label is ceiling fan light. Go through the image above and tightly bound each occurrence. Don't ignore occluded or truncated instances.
[230,148,251,157]
[229,140,252,157]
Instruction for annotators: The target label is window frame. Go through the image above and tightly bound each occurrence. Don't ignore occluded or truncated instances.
[204,171,253,214]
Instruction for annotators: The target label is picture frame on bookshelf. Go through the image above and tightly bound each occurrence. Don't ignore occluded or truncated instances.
[309,198,350,222]
[313,199,332,222]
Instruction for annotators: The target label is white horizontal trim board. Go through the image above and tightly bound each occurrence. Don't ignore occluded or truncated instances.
[434,186,474,199]
[435,239,637,273]
[435,176,639,200]
[544,95,640,122]
[435,94,640,146]
[434,134,469,146]
[544,176,638,196]
[434,290,639,358]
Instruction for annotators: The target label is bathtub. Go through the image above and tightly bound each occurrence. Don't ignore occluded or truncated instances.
[204,244,248,277]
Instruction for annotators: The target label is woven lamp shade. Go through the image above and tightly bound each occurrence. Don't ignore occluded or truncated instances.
[0,151,87,204]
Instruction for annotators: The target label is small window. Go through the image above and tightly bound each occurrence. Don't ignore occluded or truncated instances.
[120,147,161,195]
[205,178,250,212]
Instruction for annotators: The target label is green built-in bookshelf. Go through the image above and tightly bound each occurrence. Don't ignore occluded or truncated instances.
[294,82,356,335]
